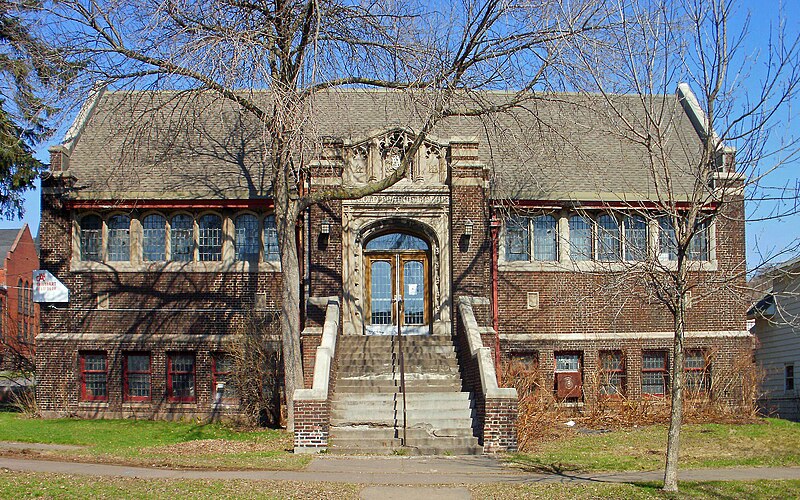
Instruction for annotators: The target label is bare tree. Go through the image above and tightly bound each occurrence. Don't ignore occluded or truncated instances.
[39,0,612,429]
[549,0,800,491]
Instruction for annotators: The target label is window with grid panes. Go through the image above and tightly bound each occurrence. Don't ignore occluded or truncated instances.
[212,353,236,401]
[142,214,166,261]
[642,351,668,395]
[80,214,102,261]
[263,215,280,261]
[168,353,196,402]
[600,351,625,396]
[532,215,557,261]
[170,214,194,262]
[569,214,592,261]
[107,215,131,261]
[596,214,621,261]
[659,216,711,262]
[685,350,710,394]
[505,215,529,261]
[198,214,222,261]
[235,214,260,261]
[80,352,108,401]
[624,215,648,261]
[124,353,151,402]
[786,365,795,391]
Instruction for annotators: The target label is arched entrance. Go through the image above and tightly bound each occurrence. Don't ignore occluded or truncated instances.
[363,232,431,335]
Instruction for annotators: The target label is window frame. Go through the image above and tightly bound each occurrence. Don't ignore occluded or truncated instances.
[142,212,167,262]
[197,213,223,262]
[79,213,103,262]
[80,351,108,402]
[599,350,626,398]
[504,213,558,263]
[659,215,712,262]
[622,214,648,262]
[106,213,131,262]
[212,352,236,403]
[684,350,711,396]
[123,352,152,403]
[234,212,261,262]
[169,212,195,262]
[641,350,669,397]
[786,364,795,392]
[554,352,581,373]
[595,213,622,262]
[167,352,197,403]
[263,214,280,262]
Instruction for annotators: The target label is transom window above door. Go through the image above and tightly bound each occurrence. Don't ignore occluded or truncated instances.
[365,233,429,251]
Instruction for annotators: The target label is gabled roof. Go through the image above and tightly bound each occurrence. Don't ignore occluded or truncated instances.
[0,227,24,269]
[55,88,707,202]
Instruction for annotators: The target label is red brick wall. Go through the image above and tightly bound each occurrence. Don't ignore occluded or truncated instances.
[293,399,330,450]
[0,225,39,369]
[37,176,283,420]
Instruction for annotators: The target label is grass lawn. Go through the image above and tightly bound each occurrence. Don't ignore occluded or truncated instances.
[508,418,800,473]
[0,411,308,470]
[471,480,800,499]
[0,473,797,499]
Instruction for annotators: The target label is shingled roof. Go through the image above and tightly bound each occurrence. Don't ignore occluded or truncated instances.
[56,88,706,202]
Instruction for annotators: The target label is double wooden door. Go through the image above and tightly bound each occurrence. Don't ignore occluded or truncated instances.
[365,251,429,335]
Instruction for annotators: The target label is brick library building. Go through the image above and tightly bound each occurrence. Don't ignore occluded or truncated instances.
[37,86,752,454]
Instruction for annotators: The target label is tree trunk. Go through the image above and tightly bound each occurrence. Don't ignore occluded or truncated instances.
[278,210,303,432]
[272,135,304,431]
[663,289,687,492]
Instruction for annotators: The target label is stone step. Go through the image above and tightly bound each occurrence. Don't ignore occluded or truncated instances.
[326,444,483,456]
[337,350,456,361]
[329,427,476,440]
[337,335,454,345]
[334,379,461,393]
[332,391,472,404]
[330,415,475,428]
[337,364,459,376]
[331,398,473,413]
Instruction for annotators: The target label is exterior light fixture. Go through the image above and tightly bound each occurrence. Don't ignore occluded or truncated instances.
[321,218,332,235]
[464,219,474,236]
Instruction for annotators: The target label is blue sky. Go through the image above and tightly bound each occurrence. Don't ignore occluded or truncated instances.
[1,2,798,270]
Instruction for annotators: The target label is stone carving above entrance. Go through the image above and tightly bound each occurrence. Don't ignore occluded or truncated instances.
[343,128,449,186]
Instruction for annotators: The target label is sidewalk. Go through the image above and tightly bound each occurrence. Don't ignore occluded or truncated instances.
[1,454,800,485]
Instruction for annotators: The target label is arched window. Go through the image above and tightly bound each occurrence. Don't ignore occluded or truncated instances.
[80,214,102,261]
[198,214,222,261]
[142,214,167,261]
[170,214,194,262]
[235,214,260,261]
[24,281,30,316]
[569,215,592,261]
[624,215,648,261]
[263,215,279,261]
[504,215,529,261]
[596,214,621,262]
[17,278,23,314]
[107,214,131,261]
[532,214,558,261]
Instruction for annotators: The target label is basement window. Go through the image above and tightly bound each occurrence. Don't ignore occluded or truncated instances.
[80,351,108,402]
[168,352,196,403]
[642,351,668,396]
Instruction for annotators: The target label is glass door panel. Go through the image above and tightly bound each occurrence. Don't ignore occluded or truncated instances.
[370,260,393,326]
[403,260,425,325]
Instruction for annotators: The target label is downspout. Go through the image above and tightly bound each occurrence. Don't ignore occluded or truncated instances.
[489,213,502,384]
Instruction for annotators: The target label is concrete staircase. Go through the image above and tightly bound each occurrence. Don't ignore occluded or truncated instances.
[329,335,481,455]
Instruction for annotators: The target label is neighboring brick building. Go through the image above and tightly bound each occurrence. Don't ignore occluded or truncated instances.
[37,86,751,450]
[0,225,39,371]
